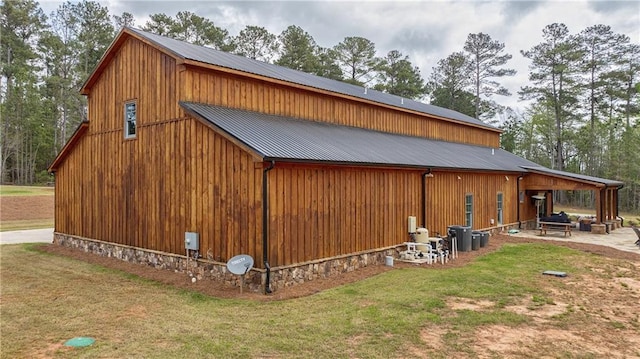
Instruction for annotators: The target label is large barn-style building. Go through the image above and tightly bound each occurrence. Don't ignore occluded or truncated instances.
[49,28,623,292]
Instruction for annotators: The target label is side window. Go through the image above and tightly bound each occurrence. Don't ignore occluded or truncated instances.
[465,194,473,228]
[125,101,137,139]
[497,192,504,225]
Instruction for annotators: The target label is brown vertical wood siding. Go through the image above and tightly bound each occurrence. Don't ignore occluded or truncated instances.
[86,38,498,150]
[88,38,181,134]
[267,164,422,266]
[180,67,500,148]
[425,171,520,235]
[522,173,601,191]
[55,34,524,269]
[54,116,264,265]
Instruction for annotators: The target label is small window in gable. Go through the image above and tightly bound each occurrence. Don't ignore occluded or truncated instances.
[125,101,137,138]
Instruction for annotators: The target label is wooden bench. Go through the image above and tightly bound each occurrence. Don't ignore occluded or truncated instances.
[539,222,572,237]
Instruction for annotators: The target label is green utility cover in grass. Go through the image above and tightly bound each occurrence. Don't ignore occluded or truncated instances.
[64,337,95,347]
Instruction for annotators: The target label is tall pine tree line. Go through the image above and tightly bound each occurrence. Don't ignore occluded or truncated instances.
[1,3,638,213]
[512,23,640,211]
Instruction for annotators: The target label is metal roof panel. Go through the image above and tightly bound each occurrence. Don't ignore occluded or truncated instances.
[181,102,536,171]
[128,27,495,131]
[521,166,624,186]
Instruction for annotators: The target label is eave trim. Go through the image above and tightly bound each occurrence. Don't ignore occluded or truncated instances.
[48,121,90,173]
[521,166,622,188]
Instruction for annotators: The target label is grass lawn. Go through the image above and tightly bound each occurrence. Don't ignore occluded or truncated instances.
[0,185,55,196]
[2,243,639,358]
[0,219,54,231]
[0,185,54,231]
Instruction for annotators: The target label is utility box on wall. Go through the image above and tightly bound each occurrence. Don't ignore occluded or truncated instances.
[185,232,199,250]
[408,216,417,233]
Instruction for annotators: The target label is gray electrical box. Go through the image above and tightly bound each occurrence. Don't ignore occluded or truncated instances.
[185,232,199,250]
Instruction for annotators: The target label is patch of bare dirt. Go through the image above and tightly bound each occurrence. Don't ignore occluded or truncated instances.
[36,234,640,358]
[417,267,640,358]
[448,297,495,311]
[414,241,640,358]
[0,195,54,221]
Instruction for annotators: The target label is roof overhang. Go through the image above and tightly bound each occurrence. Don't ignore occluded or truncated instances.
[179,101,532,172]
[521,166,624,188]
[180,105,265,162]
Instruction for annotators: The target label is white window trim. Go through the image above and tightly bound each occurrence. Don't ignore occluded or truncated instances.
[497,192,504,225]
[465,193,473,228]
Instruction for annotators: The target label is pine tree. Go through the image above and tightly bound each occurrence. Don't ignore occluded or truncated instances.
[520,23,584,172]
[142,13,174,36]
[231,25,278,62]
[332,36,379,85]
[113,12,135,29]
[0,0,50,183]
[374,50,425,99]
[426,52,475,117]
[313,47,343,80]
[463,32,515,121]
[172,11,230,50]
[275,25,319,73]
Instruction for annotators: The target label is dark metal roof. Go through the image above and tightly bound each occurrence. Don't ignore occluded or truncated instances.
[181,102,537,172]
[127,27,496,131]
[182,102,624,187]
[521,166,624,186]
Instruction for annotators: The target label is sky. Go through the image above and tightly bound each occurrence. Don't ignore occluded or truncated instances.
[40,0,640,115]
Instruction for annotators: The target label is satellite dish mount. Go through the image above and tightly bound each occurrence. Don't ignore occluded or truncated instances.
[227,254,254,293]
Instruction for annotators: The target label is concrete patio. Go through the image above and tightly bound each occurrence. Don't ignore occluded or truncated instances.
[506,225,640,254]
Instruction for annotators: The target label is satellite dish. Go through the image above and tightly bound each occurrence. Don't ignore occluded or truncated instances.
[227,254,254,275]
[227,254,254,294]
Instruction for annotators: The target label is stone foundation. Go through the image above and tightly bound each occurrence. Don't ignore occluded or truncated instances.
[53,233,398,293]
[269,250,395,290]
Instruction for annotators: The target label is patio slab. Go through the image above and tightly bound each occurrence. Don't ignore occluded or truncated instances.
[507,226,639,254]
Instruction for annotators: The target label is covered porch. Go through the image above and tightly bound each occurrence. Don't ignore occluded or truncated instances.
[519,166,624,233]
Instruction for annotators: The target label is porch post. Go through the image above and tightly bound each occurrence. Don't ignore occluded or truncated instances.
[607,188,614,221]
[594,189,602,224]
[606,188,611,221]
[604,188,609,221]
